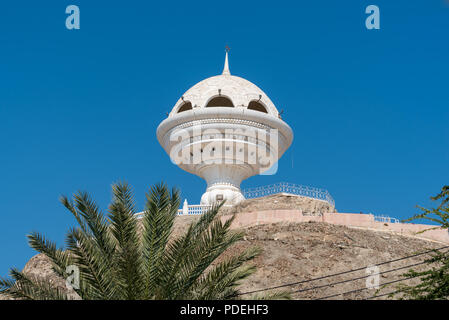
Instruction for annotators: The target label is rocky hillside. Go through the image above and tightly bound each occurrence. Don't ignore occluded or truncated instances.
[1,195,443,300]
[227,221,441,299]
[2,219,441,300]
[219,194,336,216]
[174,212,441,300]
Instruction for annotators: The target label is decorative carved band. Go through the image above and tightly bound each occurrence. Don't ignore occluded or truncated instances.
[174,118,273,131]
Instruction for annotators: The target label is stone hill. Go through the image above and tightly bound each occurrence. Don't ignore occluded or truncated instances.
[1,194,444,300]
[219,193,336,216]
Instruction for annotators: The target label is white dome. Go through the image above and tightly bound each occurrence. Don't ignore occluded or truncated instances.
[169,53,279,117]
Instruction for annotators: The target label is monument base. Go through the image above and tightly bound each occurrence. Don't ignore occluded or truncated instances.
[200,183,245,205]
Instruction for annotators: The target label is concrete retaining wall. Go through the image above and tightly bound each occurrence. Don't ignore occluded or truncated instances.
[221,210,449,244]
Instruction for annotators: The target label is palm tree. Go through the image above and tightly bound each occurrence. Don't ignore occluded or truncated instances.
[0,182,288,300]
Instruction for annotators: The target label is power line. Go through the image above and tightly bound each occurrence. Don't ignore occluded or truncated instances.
[291,259,432,296]
[317,275,418,300]
[367,290,400,300]
[300,250,448,299]
[237,245,449,296]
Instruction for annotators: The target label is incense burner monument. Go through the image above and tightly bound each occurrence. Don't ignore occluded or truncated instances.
[156,52,293,205]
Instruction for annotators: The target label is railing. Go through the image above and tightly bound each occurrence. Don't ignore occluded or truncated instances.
[242,182,335,207]
[135,182,335,218]
[135,210,181,219]
[374,215,400,224]
[135,205,230,218]
[183,205,211,215]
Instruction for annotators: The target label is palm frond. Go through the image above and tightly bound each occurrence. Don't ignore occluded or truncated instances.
[60,195,89,233]
[108,181,143,299]
[155,203,223,298]
[2,182,266,300]
[65,227,117,299]
[4,268,69,300]
[193,246,261,300]
[141,183,179,298]
[172,215,243,298]
[72,191,115,259]
[27,231,73,277]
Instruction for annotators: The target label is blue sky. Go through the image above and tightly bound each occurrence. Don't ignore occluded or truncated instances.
[0,1,448,276]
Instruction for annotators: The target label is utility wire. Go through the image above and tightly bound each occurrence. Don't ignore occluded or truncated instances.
[317,276,418,300]
[367,290,400,300]
[238,245,448,296]
[291,259,432,296]
[300,250,448,299]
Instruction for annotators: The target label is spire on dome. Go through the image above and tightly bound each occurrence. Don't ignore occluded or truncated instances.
[222,46,231,75]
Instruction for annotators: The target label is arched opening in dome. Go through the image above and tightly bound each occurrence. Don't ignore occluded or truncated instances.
[177,101,192,113]
[205,96,234,108]
[247,100,268,113]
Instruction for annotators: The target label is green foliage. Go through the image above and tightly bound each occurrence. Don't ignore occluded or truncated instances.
[394,185,449,300]
[0,182,287,300]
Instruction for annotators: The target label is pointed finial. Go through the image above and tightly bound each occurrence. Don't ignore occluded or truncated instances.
[222,46,231,75]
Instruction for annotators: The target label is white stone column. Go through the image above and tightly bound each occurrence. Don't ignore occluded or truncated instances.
[182,199,189,215]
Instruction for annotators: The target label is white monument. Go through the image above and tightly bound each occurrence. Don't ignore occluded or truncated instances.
[156,51,293,205]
